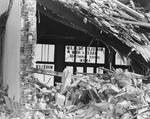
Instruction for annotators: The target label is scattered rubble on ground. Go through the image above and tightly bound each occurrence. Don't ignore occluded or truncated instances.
[19,67,150,119]
[0,85,16,119]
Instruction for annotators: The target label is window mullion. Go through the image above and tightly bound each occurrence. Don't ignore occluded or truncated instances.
[96,47,98,64]
[74,45,76,63]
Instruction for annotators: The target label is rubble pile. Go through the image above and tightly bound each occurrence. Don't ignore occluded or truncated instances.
[46,0,150,61]
[21,67,150,119]
[0,85,14,119]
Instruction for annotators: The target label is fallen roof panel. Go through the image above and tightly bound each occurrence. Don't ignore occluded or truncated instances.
[37,0,150,68]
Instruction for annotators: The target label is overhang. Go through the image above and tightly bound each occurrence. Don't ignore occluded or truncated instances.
[37,0,150,69]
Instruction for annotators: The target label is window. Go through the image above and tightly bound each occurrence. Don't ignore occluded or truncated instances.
[66,66,73,75]
[76,46,86,63]
[114,52,131,71]
[96,67,104,74]
[97,47,105,64]
[76,67,84,76]
[65,45,106,74]
[35,44,55,86]
[86,47,96,63]
[115,52,128,65]
[35,63,54,86]
[87,67,94,73]
[36,44,55,62]
[65,45,105,64]
[65,45,75,62]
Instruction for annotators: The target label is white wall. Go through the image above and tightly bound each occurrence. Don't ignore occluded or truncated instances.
[2,0,21,102]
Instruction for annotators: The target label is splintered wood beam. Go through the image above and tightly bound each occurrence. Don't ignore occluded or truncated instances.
[26,66,149,80]
[112,0,145,20]
[26,66,63,77]
[117,19,150,28]
[37,0,150,69]
[25,67,80,79]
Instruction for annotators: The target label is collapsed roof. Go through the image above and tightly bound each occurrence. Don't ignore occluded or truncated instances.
[37,0,150,69]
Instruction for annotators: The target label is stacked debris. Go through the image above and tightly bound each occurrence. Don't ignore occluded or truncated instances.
[59,0,150,61]
[38,0,150,62]
[0,85,14,119]
[20,67,150,119]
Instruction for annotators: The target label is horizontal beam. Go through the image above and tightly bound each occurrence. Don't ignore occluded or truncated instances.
[26,67,149,79]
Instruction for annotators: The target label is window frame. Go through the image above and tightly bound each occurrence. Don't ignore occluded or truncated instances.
[64,44,106,74]
[35,43,56,86]
[113,52,129,70]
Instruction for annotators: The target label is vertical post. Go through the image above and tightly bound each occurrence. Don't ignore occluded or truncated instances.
[55,44,65,84]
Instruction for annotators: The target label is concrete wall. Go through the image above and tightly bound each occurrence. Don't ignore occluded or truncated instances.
[2,0,21,102]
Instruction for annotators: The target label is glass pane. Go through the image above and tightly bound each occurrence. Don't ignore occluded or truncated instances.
[35,63,54,86]
[86,47,96,63]
[41,45,44,61]
[36,44,54,62]
[87,67,93,73]
[96,67,103,74]
[48,45,55,62]
[65,45,75,62]
[76,46,85,63]
[35,44,42,61]
[115,52,128,65]
[66,66,73,75]
[97,47,105,64]
[76,67,83,76]
[42,44,48,62]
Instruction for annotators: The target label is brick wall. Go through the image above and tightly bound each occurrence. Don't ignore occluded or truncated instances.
[20,0,37,117]
[20,0,36,70]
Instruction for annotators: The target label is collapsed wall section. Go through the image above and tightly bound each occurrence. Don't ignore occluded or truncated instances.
[20,0,37,117]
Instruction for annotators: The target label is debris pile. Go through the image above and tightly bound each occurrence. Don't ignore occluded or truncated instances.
[21,67,150,119]
[0,85,14,119]
[48,0,150,61]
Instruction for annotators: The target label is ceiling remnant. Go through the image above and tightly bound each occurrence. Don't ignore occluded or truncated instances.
[37,0,150,69]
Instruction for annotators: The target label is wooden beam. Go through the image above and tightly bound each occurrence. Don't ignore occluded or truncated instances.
[116,19,150,28]
[112,0,145,20]
[26,67,149,80]
[25,67,81,79]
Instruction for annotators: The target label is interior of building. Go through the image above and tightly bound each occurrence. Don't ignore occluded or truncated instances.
[36,12,132,85]
[1,0,150,118]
